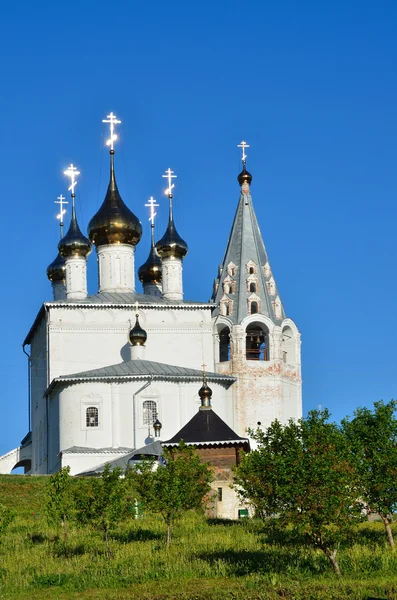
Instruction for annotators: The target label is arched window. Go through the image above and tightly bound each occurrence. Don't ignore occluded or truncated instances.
[249,267,255,274]
[249,282,256,293]
[86,406,99,427]
[282,326,296,366]
[143,400,158,426]
[246,323,270,361]
[230,281,236,294]
[219,327,231,362]
[250,301,258,314]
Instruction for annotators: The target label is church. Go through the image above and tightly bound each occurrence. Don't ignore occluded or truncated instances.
[0,114,302,478]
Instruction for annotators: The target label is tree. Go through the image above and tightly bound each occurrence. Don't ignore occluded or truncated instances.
[342,400,397,549]
[74,465,130,558]
[234,410,361,575]
[128,441,213,546]
[46,466,74,542]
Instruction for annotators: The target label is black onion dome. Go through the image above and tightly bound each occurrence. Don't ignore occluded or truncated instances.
[237,166,252,186]
[198,380,213,408]
[47,252,66,282]
[58,208,92,259]
[129,315,147,346]
[88,151,142,247]
[155,217,188,259]
[138,245,162,284]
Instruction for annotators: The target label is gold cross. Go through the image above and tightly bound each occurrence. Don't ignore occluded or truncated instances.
[162,168,177,197]
[55,194,68,224]
[63,164,80,197]
[145,196,159,224]
[237,140,250,164]
[102,111,121,150]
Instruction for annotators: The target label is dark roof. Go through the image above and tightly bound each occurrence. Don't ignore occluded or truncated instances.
[46,359,235,395]
[163,408,250,449]
[211,176,285,324]
[76,441,163,476]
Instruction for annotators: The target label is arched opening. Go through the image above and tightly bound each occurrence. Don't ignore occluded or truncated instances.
[250,301,258,314]
[246,323,270,361]
[86,406,99,427]
[249,267,255,274]
[282,326,296,366]
[11,459,31,474]
[219,327,231,362]
[249,282,256,293]
[143,400,158,426]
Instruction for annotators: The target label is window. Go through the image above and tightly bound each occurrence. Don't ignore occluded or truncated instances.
[249,267,255,274]
[217,487,223,501]
[249,282,256,293]
[250,301,258,314]
[143,400,158,426]
[219,327,231,362]
[86,406,99,427]
[246,324,270,361]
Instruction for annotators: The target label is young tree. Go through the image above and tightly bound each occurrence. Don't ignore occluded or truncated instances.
[128,441,213,546]
[234,410,361,576]
[342,400,397,549]
[46,466,74,542]
[74,465,130,558]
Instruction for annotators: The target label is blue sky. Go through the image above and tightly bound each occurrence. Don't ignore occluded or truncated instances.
[0,0,396,457]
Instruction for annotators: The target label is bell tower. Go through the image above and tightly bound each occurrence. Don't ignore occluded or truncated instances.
[212,142,302,437]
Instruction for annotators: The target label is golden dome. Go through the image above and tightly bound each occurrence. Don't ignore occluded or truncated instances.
[138,244,162,284]
[237,167,252,186]
[58,208,92,259]
[47,252,65,282]
[129,315,147,346]
[155,216,188,260]
[88,151,142,247]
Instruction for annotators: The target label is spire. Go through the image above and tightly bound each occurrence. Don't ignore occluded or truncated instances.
[211,143,285,324]
[58,164,91,259]
[138,196,162,285]
[88,112,142,247]
[155,168,188,259]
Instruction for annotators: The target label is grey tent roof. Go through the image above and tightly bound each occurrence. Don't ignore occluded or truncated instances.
[50,290,213,307]
[47,359,235,394]
[211,172,285,325]
[163,407,250,449]
[76,441,163,476]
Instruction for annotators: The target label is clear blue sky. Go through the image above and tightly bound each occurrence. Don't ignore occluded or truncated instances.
[1,0,396,457]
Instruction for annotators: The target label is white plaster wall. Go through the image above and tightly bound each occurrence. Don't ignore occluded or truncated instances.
[161,257,183,300]
[65,257,88,300]
[97,244,135,292]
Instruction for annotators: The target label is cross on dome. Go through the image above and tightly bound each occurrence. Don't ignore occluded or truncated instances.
[163,168,177,197]
[55,194,68,224]
[102,112,121,151]
[237,140,250,165]
[63,164,80,198]
[145,196,159,225]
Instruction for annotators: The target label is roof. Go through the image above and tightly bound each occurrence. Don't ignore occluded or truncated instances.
[211,174,285,325]
[163,407,250,449]
[24,292,214,346]
[62,446,132,455]
[46,359,235,394]
[76,441,163,476]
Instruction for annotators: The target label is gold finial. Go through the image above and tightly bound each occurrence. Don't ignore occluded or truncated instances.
[237,140,250,166]
[63,164,80,209]
[162,168,177,198]
[134,300,139,317]
[102,111,121,151]
[202,363,207,385]
[55,194,68,238]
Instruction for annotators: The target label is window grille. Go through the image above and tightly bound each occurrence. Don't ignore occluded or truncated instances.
[143,400,158,426]
[86,406,99,427]
[217,487,223,501]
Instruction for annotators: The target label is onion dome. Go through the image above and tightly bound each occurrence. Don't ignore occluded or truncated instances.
[88,151,142,247]
[58,207,92,259]
[47,252,66,282]
[198,379,213,409]
[138,244,162,284]
[237,166,252,186]
[128,315,147,346]
[155,207,188,259]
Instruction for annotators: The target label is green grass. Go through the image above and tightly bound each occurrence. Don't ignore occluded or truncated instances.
[1,475,397,599]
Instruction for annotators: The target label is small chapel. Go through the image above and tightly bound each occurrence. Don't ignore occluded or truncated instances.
[0,114,302,489]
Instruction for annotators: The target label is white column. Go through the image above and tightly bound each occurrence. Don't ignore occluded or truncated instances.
[129,345,146,360]
[52,281,67,301]
[65,257,88,300]
[161,257,183,301]
[142,282,162,297]
[111,383,120,448]
[97,244,135,293]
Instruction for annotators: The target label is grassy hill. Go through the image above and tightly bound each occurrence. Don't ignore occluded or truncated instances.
[1,475,397,599]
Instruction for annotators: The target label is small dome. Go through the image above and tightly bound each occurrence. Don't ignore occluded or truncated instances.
[88,152,142,247]
[138,245,162,284]
[58,209,92,259]
[198,380,213,408]
[129,315,147,346]
[155,218,188,260]
[237,167,252,186]
[47,252,65,282]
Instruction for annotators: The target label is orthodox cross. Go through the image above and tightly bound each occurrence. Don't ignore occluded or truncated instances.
[162,168,176,197]
[63,164,80,208]
[145,196,159,245]
[238,140,250,166]
[55,194,68,237]
[202,363,207,385]
[102,112,121,151]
